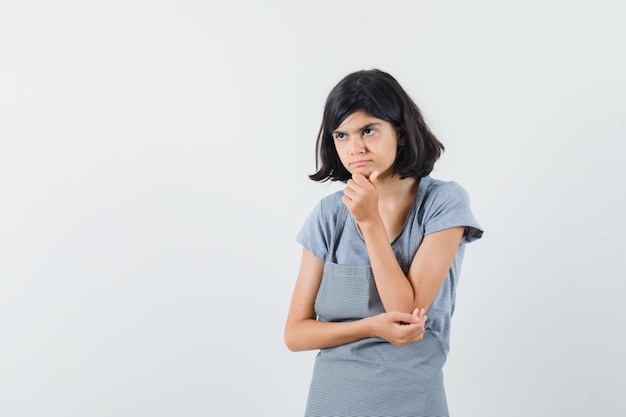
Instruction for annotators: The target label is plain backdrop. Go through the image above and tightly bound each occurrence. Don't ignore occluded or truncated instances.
[1,1,625,416]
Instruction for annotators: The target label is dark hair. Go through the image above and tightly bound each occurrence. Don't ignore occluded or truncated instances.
[310,69,444,182]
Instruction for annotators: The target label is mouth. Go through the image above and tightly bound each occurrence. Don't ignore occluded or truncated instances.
[350,160,371,167]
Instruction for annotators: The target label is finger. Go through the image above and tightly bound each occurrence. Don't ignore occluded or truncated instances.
[351,173,370,187]
[352,172,366,182]
[369,170,379,185]
[341,195,356,211]
[389,311,414,324]
[342,187,356,200]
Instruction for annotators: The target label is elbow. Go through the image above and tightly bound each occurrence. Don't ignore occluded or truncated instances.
[283,327,302,352]
[284,335,296,352]
[284,338,305,352]
[284,340,300,352]
[384,300,419,315]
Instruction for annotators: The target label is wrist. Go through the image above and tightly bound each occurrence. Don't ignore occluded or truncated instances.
[362,315,378,339]
[357,216,384,236]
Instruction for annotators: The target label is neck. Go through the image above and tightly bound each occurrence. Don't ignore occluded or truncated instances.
[376,174,418,203]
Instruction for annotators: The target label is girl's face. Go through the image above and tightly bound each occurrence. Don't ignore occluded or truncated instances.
[332,110,403,179]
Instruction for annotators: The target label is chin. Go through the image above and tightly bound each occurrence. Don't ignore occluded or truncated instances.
[354,168,373,178]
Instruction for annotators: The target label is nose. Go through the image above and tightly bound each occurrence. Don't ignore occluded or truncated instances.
[348,135,365,154]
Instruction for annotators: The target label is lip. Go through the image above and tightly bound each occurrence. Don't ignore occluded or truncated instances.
[350,159,371,167]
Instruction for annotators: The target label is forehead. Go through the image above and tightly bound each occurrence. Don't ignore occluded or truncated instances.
[335,110,387,131]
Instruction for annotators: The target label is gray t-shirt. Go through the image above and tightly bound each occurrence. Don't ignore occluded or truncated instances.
[297,175,483,354]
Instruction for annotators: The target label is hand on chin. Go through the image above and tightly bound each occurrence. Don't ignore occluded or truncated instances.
[353,168,373,179]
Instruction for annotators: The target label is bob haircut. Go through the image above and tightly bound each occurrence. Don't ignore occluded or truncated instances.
[310,69,445,182]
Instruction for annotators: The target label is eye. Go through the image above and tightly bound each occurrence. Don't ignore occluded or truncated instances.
[333,133,346,141]
[363,128,376,136]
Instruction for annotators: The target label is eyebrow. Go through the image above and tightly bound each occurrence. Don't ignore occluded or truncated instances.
[332,122,382,136]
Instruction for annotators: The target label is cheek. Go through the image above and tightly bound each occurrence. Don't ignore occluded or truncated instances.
[382,143,399,159]
[332,144,344,160]
[333,142,348,158]
[333,145,352,168]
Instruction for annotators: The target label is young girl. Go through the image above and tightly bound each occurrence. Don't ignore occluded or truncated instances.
[284,69,483,416]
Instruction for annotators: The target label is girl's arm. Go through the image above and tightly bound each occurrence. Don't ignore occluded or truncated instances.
[284,249,427,352]
[344,173,464,313]
[360,221,464,313]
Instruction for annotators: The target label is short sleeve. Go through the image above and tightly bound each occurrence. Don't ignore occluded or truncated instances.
[296,195,338,262]
[423,181,483,243]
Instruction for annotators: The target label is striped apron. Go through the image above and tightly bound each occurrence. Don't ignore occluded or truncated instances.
[304,196,449,417]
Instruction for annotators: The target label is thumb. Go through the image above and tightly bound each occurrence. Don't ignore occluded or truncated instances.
[369,170,379,185]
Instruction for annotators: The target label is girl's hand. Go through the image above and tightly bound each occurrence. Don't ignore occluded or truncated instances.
[341,171,380,224]
[368,308,427,347]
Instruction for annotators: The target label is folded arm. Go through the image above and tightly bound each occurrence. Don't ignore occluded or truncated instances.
[343,173,465,313]
[284,249,427,352]
[360,220,465,313]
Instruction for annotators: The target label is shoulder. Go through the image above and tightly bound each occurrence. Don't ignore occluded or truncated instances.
[299,189,346,233]
[318,190,345,216]
[309,190,346,232]
[297,190,346,261]
[420,176,483,241]
[423,177,470,205]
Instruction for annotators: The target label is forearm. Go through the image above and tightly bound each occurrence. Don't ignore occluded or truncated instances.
[359,218,417,312]
[284,317,374,352]
[361,223,466,314]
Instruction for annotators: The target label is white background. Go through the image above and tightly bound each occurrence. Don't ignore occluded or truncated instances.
[1,1,625,416]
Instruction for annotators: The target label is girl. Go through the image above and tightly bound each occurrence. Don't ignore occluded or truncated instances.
[284,69,483,416]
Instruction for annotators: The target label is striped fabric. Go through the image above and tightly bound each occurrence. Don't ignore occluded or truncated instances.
[304,204,449,417]
[305,332,448,416]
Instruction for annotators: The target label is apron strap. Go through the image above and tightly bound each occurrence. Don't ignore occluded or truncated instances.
[329,176,435,264]
[328,202,349,264]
